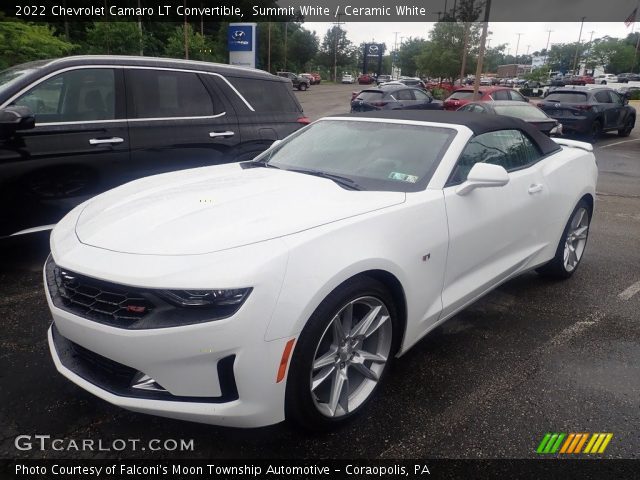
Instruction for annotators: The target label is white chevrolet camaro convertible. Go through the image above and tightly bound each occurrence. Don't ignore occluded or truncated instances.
[45,111,597,430]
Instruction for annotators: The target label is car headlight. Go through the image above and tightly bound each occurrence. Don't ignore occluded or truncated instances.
[159,288,252,308]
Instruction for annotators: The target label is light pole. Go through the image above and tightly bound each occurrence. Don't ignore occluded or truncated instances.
[545,29,553,65]
[514,33,522,64]
[572,17,586,75]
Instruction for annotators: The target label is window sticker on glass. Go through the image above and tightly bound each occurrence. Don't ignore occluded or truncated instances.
[388,172,419,183]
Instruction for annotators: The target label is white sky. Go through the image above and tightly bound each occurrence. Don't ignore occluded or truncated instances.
[303,22,637,55]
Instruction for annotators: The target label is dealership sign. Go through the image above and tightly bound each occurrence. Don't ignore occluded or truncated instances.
[228,23,257,68]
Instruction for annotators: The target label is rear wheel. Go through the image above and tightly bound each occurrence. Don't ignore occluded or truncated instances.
[285,277,397,430]
[537,199,591,279]
[618,116,634,137]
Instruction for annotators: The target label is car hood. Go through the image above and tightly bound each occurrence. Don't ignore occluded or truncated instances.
[75,163,405,255]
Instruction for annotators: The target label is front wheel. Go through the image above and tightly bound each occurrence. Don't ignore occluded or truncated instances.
[537,199,591,279]
[285,277,397,430]
[298,83,308,91]
[588,120,602,143]
[618,116,634,137]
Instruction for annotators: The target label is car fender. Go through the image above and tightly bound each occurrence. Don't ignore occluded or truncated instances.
[263,195,450,348]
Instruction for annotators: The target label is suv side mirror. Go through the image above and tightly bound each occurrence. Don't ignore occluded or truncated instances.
[0,106,35,138]
[456,163,509,196]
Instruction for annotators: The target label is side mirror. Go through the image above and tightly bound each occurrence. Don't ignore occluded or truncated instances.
[0,106,35,138]
[524,96,530,102]
[456,163,509,196]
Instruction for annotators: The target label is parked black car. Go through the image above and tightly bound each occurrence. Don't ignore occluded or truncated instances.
[350,85,443,112]
[617,73,640,83]
[457,101,563,136]
[537,87,635,142]
[276,71,311,91]
[0,56,309,238]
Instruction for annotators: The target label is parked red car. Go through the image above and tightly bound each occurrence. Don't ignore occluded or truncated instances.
[443,86,528,111]
[358,74,375,85]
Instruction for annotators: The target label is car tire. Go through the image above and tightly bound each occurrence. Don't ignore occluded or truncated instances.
[285,276,399,431]
[536,199,591,279]
[299,83,307,91]
[601,80,607,85]
[587,120,602,143]
[618,116,635,137]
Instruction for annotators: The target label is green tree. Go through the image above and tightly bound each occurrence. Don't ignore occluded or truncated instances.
[0,21,75,69]
[287,27,318,72]
[86,21,144,55]
[164,24,221,61]
[397,38,427,76]
[317,26,353,80]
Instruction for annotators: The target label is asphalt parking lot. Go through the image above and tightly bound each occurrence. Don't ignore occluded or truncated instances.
[1,83,639,460]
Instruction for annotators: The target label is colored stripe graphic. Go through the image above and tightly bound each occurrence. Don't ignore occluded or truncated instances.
[537,433,613,454]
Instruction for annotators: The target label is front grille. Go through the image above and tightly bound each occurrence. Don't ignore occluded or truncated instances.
[46,257,154,328]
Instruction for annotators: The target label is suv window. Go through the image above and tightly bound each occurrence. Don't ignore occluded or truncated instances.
[608,91,623,105]
[14,68,115,122]
[127,69,213,118]
[413,90,431,101]
[396,89,415,101]
[594,91,611,103]
[227,77,301,112]
[448,129,541,184]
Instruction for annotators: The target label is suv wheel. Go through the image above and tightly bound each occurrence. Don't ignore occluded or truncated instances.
[618,117,634,137]
[588,120,602,143]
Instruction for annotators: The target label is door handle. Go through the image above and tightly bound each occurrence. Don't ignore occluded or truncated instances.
[209,131,235,138]
[528,184,544,194]
[89,137,124,145]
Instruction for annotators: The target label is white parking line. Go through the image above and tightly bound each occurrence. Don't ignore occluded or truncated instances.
[598,138,640,149]
[618,281,640,301]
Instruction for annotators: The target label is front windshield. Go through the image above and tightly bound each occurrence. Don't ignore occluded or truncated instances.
[254,119,456,192]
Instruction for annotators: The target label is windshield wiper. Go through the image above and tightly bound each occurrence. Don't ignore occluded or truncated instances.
[248,159,281,169]
[286,168,362,190]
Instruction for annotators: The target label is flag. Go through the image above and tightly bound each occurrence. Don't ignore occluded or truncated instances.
[624,7,637,27]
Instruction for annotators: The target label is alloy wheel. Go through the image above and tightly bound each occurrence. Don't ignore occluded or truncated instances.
[563,207,589,272]
[310,296,392,418]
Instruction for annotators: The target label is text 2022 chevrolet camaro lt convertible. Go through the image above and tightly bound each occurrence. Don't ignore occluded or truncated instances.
[45,111,597,430]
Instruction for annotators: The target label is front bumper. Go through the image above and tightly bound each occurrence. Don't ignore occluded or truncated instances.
[44,239,295,427]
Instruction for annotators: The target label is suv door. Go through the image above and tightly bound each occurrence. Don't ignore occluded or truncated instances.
[606,90,627,128]
[0,67,127,237]
[124,67,241,179]
[441,129,550,317]
[593,90,617,129]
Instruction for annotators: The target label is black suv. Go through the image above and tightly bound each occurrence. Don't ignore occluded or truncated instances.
[0,56,309,238]
[276,72,310,91]
[537,87,636,142]
[351,84,443,112]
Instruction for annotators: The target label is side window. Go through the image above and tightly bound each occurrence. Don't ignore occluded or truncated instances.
[608,91,623,105]
[14,68,115,122]
[492,90,510,100]
[472,104,486,112]
[396,89,415,101]
[226,77,299,112]
[413,89,431,101]
[127,69,214,118]
[509,90,526,101]
[447,130,541,185]
[594,91,611,103]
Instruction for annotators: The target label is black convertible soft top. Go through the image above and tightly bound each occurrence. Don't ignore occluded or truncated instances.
[334,110,562,156]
